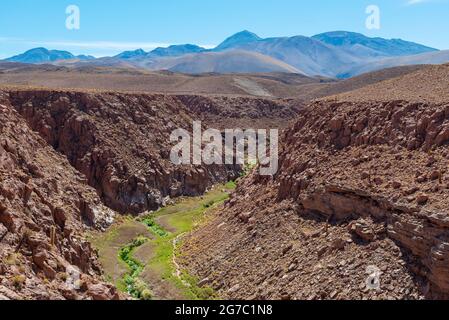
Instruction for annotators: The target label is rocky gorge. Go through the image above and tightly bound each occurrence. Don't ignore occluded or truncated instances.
[0,87,297,299]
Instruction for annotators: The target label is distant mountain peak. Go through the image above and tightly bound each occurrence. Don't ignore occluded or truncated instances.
[5,48,77,63]
[312,31,438,56]
[234,30,260,38]
[76,54,96,61]
[114,49,147,59]
[312,31,376,45]
[215,30,261,50]
[315,30,363,36]
[133,49,146,55]
[27,47,50,53]
[149,44,206,57]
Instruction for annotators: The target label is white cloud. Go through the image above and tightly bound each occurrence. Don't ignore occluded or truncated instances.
[406,0,441,5]
[407,0,427,4]
[30,40,175,50]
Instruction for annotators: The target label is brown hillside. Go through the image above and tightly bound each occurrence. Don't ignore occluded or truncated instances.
[181,64,449,300]
[0,93,118,300]
[331,64,449,103]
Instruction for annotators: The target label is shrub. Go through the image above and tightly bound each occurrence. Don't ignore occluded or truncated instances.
[141,217,168,237]
[5,253,21,266]
[12,274,26,289]
[141,289,152,300]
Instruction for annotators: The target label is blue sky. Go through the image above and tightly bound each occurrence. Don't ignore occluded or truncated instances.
[1,0,448,58]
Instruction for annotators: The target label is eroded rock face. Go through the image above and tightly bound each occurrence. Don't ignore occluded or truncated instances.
[0,99,117,300]
[182,99,449,299]
[276,100,449,297]
[175,95,299,130]
[7,90,243,214]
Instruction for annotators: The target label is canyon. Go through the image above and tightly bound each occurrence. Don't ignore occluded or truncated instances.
[1,64,448,300]
[0,85,297,299]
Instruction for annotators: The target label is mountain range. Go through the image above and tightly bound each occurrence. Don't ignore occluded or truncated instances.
[4,31,448,78]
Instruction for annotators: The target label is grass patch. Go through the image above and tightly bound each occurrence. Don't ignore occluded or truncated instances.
[181,272,217,300]
[145,231,217,300]
[89,219,151,290]
[225,180,237,189]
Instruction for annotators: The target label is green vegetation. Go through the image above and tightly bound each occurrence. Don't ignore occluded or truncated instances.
[141,216,169,237]
[181,272,216,300]
[93,181,237,300]
[225,180,237,189]
[118,236,152,300]
[142,183,236,299]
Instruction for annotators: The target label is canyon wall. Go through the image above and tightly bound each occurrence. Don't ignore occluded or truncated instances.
[182,98,449,299]
[0,94,118,299]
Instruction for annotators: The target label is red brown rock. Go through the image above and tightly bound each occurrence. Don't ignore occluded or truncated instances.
[0,95,117,300]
